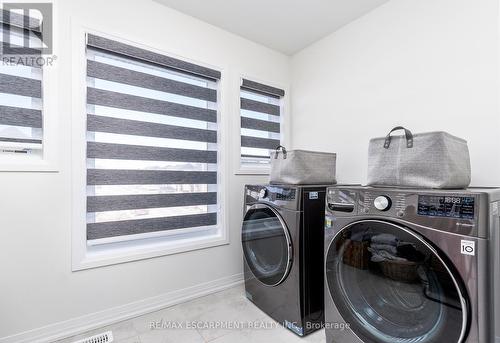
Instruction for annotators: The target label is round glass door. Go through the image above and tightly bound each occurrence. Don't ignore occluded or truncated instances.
[242,204,292,286]
[326,220,468,343]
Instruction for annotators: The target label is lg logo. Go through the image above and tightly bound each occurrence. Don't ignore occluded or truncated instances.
[460,240,475,256]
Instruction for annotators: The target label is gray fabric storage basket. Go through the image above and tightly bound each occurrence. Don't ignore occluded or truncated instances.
[270,146,337,185]
[367,127,471,189]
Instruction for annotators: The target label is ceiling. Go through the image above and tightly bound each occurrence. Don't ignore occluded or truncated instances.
[153,0,389,55]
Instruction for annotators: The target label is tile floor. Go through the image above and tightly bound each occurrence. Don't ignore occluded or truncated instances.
[57,284,326,343]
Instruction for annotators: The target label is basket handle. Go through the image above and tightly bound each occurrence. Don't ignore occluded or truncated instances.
[384,126,413,149]
[274,145,287,159]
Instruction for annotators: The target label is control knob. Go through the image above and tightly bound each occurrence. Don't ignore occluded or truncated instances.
[259,189,268,199]
[374,196,391,211]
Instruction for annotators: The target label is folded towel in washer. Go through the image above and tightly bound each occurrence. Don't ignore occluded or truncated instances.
[368,248,407,263]
[370,243,397,255]
[371,233,399,246]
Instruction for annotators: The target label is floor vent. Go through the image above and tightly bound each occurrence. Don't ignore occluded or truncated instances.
[72,331,113,343]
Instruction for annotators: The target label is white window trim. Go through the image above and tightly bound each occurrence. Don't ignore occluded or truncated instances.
[234,74,289,176]
[0,1,59,172]
[71,25,229,271]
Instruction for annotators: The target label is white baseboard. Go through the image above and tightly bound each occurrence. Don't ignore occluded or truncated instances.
[1,273,244,343]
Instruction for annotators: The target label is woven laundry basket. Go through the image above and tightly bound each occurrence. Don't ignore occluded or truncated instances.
[367,126,471,189]
[270,146,337,185]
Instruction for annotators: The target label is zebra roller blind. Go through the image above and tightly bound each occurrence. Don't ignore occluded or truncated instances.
[86,34,220,243]
[240,78,284,166]
[0,9,43,152]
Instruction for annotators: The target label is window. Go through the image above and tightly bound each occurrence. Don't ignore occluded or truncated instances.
[0,9,43,156]
[239,78,285,170]
[81,33,222,262]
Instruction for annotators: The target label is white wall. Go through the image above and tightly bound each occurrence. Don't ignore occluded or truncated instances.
[291,0,500,186]
[0,0,289,340]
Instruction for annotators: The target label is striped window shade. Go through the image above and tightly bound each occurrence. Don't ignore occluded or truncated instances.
[240,78,284,166]
[85,34,221,244]
[0,9,43,153]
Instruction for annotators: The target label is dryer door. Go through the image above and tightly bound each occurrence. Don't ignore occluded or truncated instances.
[242,203,293,287]
[325,220,469,343]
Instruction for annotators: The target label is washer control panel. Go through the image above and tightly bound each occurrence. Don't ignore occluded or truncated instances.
[326,188,479,219]
[247,185,296,202]
[326,187,482,237]
[245,185,299,211]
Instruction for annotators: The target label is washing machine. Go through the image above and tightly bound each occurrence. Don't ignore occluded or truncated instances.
[324,186,500,343]
[242,184,328,336]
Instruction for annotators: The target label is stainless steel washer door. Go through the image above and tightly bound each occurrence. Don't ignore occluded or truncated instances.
[325,220,469,343]
[242,203,293,287]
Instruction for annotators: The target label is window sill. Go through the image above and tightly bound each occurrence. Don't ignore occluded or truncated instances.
[72,230,229,271]
[235,166,271,176]
[0,154,58,172]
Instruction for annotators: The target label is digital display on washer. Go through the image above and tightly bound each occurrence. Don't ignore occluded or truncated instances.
[417,195,475,219]
[271,187,296,201]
